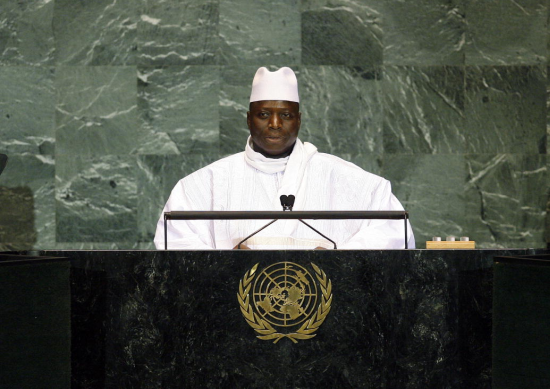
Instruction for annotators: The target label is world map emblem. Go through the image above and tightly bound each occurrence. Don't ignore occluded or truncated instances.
[237,262,333,343]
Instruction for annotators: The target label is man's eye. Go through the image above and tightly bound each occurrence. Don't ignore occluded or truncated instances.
[259,112,269,118]
[281,113,291,119]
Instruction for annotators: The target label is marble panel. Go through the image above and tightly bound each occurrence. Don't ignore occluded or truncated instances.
[55,66,140,158]
[465,0,546,65]
[137,65,219,155]
[464,66,546,154]
[546,188,550,245]
[56,155,137,243]
[219,0,301,65]
[0,0,54,66]
[136,154,220,243]
[382,0,465,66]
[302,1,382,66]
[299,66,383,160]
[138,0,219,66]
[336,153,383,177]
[382,66,466,154]
[547,67,550,245]
[382,155,467,249]
[548,8,550,67]
[0,186,35,246]
[548,66,550,153]
[0,154,55,250]
[0,67,55,155]
[465,154,548,248]
[53,0,137,65]
[220,65,260,156]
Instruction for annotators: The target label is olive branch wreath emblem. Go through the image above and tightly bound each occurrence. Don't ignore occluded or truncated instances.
[237,262,333,343]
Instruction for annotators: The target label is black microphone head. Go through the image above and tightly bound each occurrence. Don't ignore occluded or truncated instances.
[288,195,295,207]
[0,154,7,177]
[280,195,288,206]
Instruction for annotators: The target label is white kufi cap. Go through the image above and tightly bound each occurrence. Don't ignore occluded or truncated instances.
[250,67,299,103]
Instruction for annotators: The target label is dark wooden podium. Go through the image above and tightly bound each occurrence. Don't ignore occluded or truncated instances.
[1,249,548,388]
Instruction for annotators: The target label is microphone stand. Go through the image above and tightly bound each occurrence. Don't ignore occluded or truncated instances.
[282,195,337,250]
[236,195,291,249]
[296,220,337,249]
[236,219,278,249]
[236,195,337,249]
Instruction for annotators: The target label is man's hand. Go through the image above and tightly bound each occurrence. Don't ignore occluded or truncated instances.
[234,243,251,250]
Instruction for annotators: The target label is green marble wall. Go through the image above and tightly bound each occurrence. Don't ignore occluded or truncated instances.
[0,0,548,250]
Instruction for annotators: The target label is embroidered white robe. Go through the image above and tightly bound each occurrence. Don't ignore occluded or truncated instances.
[154,142,415,250]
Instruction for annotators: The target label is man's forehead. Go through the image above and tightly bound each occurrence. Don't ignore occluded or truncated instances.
[250,100,300,110]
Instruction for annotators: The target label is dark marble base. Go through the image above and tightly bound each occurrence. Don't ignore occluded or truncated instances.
[0,257,70,389]
[493,255,550,389]
[1,249,548,388]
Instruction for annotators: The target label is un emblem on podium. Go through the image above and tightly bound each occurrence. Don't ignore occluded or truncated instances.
[237,262,333,343]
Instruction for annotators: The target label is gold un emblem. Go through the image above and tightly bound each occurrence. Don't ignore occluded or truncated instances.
[238,262,333,343]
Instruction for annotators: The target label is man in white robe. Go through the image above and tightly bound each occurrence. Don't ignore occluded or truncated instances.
[154,67,415,250]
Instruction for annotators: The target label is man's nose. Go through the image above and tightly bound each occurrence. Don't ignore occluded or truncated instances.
[269,114,282,129]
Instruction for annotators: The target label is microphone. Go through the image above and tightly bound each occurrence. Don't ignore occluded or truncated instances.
[0,154,7,177]
[280,195,295,211]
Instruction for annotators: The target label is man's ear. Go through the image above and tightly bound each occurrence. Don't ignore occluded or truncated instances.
[246,111,251,129]
[298,112,301,128]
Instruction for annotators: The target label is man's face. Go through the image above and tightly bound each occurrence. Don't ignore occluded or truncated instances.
[247,100,301,158]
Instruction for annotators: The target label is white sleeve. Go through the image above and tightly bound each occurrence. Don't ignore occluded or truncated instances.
[153,179,215,250]
[339,180,415,249]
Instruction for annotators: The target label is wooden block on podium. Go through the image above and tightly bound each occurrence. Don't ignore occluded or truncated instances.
[426,241,476,249]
